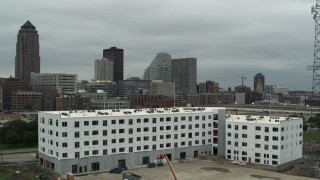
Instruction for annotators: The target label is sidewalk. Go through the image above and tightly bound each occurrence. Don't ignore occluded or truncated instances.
[1,148,38,154]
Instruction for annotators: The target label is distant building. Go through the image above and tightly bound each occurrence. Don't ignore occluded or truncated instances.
[31,73,77,94]
[90,99,130,110]
[198,83,206,93]
[117,79,151,97]
[254,73,265,95]
[143,52,171,82]
[225,115,303,166]
[0,86,3,111]
[206,81,219,93]
[103,47,123,82]
[56,93,91,110]
[150,80,174,97]
[85,82,117,97]
[171,58,197,93]
[32,87,59,111]
[94,58,113,81]
[10,91,42,111]
[15,21,40,82]
[1,77,32,110]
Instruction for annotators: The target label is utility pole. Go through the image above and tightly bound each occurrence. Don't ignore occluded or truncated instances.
[308,0,320,114]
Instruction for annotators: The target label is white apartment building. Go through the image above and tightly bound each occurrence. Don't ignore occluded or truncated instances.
[225,115,303,166]
[31,73,77,94]
[38,107,226,175]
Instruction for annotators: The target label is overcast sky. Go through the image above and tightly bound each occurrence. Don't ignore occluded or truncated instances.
[0,0,315,91]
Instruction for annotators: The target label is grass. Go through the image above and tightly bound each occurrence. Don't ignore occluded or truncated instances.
[0,143,38,151]
[0,169,14,180]
[303,131,320,144]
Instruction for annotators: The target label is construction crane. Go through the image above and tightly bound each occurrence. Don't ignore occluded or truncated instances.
[157,154,177,180]
[240,74,246,86]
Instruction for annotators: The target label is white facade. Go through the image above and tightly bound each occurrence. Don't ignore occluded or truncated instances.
[225,115,303,166]
[31,73,77,94]
[38,107,226,175]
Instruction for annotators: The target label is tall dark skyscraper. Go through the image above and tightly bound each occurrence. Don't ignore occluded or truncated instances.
[171,58,197,93]
[103,47,123,82]
[254,73,265,95]
[15,21,40,82]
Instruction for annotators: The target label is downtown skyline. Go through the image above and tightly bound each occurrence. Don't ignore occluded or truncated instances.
[0,0,314,91]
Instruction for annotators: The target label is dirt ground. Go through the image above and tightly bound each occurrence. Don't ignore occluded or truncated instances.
[75,158,316,180]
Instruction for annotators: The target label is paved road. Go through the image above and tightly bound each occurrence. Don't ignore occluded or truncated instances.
[0,148,38,163]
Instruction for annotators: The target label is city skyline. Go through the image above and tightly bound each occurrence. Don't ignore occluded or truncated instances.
[0,0,314,91]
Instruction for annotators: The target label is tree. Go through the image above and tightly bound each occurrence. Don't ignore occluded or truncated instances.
[4,132,20,144]
[23,131,36,144]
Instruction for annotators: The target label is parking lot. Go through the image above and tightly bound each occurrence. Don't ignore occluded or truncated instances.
[75,158,315,180]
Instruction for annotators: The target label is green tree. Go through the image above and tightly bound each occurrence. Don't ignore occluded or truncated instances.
[22,131,36,144]
[4,132,20,144]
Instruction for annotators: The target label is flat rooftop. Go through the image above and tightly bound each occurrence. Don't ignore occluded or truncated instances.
[226,115,301,124]
[40,107,224,118]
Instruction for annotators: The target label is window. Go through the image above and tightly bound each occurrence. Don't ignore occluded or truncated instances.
[255,126,261,131]
[181,125,186,129]
[227,141,231,145]
[75,152,80,158]
[112,120,116,124]
[255,158,260,163]
[129,119,133,125]
[119,138,125,143]
[272,161,278,165]
[242,134,247,138]
[84,151,89,156]
[166,143,171,147]
[84,121,89,126]
[195,116,199,120]
[112,139,116,144]
[174,126,178,131]
[152,118,156,123]
[144,118,149,123]
[91,162,100,171]
[103,149,108,155]
[62,122,67,127]
[265,127,269,132]
[255,144,261,148]
[129,128,133,134]
[137,137,141,141]
[119,129,125,133]
[235,133,238,138]
[92,140,99,145]
[160,118,164,122]
[189,116,192,121]
[129,138,133,143]
[255,153,260,157]
[143,145,149,150]
[272,145,278,150]
[137,128,141,132]
[181,116,186,121]
[195,124,199,128]
[227,124,231,129]
[255,135,261,139]
[92,120,98,125]
[242,125,247,130]
[103,140,107,145]
[235,125,238,130]
[144,136,149,141]
[137,146,141,150]
[119,148,125,152]
[63,153,68,158]
[160,126,164,131]
[74,132,80,138]
[137,119,141,123]
[152,136,156,141]
[84,141,89,146]
[272,155,278,159]
[152,127,156,132]
[56,120,58,126]
[272,136,278,141]
[75,142,80,148]
[202,124,205,129]
[174,134,178,139]
[92,130,98,135]
[166,117,171,122]
[103,130,107,136]
[273,127,278,132]
[227,133,231,137]
[166,126,171,130]
[242,142,247,147]
[264,145,269,150]
[62,142,67,147]
[166,134,171,139]
[119,119,125,124]
[103,120,107,126]
[242,151,247,156]
[265,136,269,141]
[202,116,206,120]
[62,132,67,137]
[195,132,199,136]
[112,148,116,153]
[129,147,133,152]
[160,135,164,139]
[74,121,79,128]
[84,131,89,136]
[174,117,178,122]
[144,127,149,132]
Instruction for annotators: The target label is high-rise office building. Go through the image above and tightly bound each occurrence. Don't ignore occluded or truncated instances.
[15,21,40,81]
[254,73,265,95]
[103,47,123,82]
[94,58,113,81]
[171,58,197,93]
[143,52,171,82]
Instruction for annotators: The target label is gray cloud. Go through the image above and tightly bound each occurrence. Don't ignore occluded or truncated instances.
[0,0,315,90]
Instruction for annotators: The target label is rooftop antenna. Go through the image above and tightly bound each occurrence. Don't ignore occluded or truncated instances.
[241,74,246,86]
[307,0,320,114]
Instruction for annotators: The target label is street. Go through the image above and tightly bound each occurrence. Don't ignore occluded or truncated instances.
[0,148,38,163]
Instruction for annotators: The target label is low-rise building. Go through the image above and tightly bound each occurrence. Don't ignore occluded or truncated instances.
[10,91,42,111]
[38,107,226,175]
[225,115,303,166]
